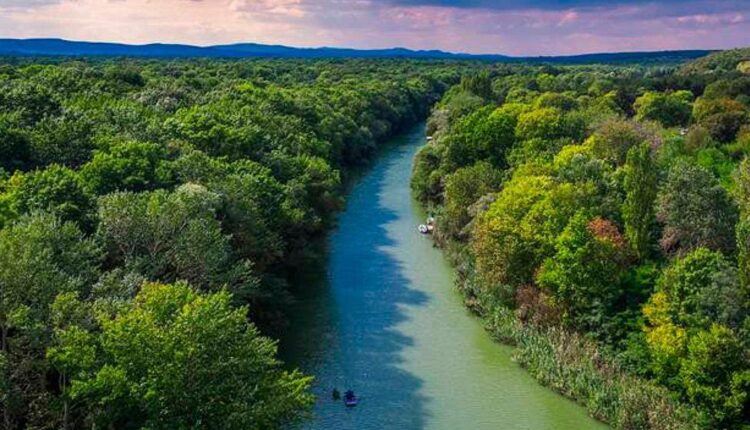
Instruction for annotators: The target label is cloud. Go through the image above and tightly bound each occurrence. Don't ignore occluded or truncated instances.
[0,0,66,9]
[0,0,748,55]
[383,0,747,13]
[229,0,306,18]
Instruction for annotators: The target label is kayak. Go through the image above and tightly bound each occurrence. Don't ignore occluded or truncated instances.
[345,396,359,407]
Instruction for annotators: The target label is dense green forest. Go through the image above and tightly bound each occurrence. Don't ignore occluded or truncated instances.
[3,49,750,429]
[0,58,464,429]
[413,49,750,429]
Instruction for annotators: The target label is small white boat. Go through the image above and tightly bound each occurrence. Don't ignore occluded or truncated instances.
[418,224,429,234]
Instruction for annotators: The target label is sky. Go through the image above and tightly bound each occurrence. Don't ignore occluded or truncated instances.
[0,0,749,56]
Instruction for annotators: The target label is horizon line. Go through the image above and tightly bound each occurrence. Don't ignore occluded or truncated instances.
[0,36,726,59]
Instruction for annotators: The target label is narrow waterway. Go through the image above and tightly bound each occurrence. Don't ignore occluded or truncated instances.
[280,124,608,430]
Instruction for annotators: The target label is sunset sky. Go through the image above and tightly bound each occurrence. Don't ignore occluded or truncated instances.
[1,0,749,56]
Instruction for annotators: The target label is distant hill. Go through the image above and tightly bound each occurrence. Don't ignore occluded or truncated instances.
[0,38,714,64]
[210,42,507,60]
[0,38,509,60]
[0,39,247,58]
[525,50,715,65]
[678,47,750,74]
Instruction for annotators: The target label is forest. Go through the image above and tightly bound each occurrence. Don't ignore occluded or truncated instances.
[413,49,750,429]
[0,57,463,429]
[1,48,749,430]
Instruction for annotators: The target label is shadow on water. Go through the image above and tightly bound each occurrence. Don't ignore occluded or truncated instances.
[280,129,431,429]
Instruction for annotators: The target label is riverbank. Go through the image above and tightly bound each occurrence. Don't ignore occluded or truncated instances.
[423,228,705,430]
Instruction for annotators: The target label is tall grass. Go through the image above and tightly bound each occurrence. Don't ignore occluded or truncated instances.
[485,306,705,429]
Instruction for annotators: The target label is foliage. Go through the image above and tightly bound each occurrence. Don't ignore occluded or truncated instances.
[80,140,172,195]
[97,184,259,300]
[656,161,738,255]
[634,91,693,127]
[472,174,594,303]
[678,324,747,427]
[679,48,750,75]
[0,58,460,428]
[442,161,501,238]
[416,58,750,429]
[589,119,651,166]
[516,107,581,142]
[537,214,630,336]
[441,105,517,170]
[692,97,749,143]
[655,248,743,330]
[0,213,101,427]
[0,164,94,229]
[622,143,658,260]
[68,282,314,430]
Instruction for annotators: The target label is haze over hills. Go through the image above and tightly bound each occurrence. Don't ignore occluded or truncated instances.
[0,38,714,63]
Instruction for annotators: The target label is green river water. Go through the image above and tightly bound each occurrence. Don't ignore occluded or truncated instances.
[280,124,609,430]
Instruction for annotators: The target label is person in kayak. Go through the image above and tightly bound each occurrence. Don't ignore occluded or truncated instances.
[344,390,358,407]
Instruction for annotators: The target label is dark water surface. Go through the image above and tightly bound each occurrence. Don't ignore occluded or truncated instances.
[280,124,608,430]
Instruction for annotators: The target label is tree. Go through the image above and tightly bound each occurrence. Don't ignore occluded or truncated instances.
[537,214,630,336]
[656,162,738,255]
[0,213,101,428]
[46,292,96,430]
[28,109,95,168]
[96,184,257,299]
[643,249,748,409]
[0,113,30,172]
[68,282,313,430]
[210,170,287,269]
[459,70,494,101]
[657,248,744,329]
[515,107,571,142]
[80,140,172,195]
[1,164,94,229]
[634,91,692,128]
[734,156,750,213]
[443,162,501,238]
[693,97,749,143]
[442,105,517,170]
[472,175,594,302]
[735,153,750,293]
[534,92,578,112]
[0,79,60,125]
[679,324,747,428]
[471,175,553,300]
[411,144,444,202]
[590,119,649,166]
[622,143,657,260]
[643,290,688,387]
[737,217,750,293]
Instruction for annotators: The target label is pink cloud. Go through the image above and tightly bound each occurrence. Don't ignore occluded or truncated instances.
[0,0,748,55]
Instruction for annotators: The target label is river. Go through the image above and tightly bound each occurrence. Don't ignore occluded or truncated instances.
[280,124,608,430]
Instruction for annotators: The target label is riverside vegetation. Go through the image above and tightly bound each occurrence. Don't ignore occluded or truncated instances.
[412,49,750,429]
[0,58,465,429]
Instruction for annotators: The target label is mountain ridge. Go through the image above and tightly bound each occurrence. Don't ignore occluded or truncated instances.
[0,38,714,63]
